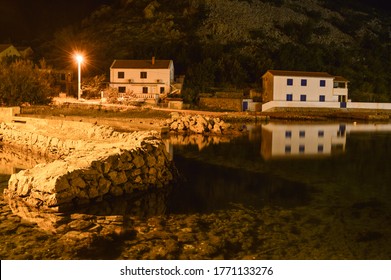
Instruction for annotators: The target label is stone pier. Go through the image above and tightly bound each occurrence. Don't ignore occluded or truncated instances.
[1,118,176,210]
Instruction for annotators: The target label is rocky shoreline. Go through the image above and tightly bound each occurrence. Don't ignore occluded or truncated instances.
[1,119,176,210]
[1,105,390,260]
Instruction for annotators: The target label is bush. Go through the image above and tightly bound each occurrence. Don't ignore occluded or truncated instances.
[0,60,55,106]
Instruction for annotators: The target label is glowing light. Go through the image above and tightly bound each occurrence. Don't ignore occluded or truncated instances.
[74,54,84,100]
[76,54,83,63]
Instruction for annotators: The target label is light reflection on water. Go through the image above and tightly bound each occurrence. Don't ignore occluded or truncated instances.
[1,122,391,259]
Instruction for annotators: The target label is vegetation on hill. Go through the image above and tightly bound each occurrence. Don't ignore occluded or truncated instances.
[40,0,390,103]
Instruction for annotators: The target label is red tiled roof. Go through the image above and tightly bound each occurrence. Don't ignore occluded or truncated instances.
[334,76,349,82]
[265,70,334,78]
[111,59,172,69]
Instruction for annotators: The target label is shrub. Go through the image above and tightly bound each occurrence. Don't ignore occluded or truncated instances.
[0,60,55,106]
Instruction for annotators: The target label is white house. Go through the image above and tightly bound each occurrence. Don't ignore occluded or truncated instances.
[109,58,174,100]
[0,44,21,60]
[261,70,349,110]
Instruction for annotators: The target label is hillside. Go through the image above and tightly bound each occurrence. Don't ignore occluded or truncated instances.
[41,0,390,103]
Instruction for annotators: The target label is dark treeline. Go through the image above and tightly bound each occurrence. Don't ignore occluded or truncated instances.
[38,0,390,103]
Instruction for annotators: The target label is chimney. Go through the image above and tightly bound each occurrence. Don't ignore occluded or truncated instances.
[152,56,155,65]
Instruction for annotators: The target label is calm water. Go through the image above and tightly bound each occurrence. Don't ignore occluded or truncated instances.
[1,122,391,259]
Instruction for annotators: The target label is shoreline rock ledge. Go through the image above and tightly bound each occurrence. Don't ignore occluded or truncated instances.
[1,119,176,211]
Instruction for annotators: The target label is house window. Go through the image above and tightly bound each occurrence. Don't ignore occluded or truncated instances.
[118,86,126,93]
[118,72,125,79]
[301,79,307,86]
[287,79,293,86]
[285,145,291,154]
[300,94,307,101]
[160,87,165,93]
[285,131,292,138]
[299,145,305,153]
[319,95,325,102]
[142,87,148,93]
[140,72,147,79]
[318,145,324,153]
[318,130,324,138]
[299,130,305,138]
[286,94,293,101]
[320,80,326,87]
[338,124,346,137]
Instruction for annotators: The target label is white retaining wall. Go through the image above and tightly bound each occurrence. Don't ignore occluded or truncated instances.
[262,101,391,111]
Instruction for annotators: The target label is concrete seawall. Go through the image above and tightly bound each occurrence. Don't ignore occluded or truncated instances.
[1,118,176,210]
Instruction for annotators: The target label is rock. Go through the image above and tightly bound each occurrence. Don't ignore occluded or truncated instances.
[110,186,124,197]
[70,177,87,189]
[166,114,231,135]
[108,171,128,185]
[133,155,145,168]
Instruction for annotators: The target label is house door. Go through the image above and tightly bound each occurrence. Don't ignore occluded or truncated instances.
[339,95,347,108]
[242,101,248,111]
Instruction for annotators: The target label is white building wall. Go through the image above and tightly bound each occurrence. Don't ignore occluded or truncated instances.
[273,76,334,102]
[262,101,341,111]
[347,102,391,110]
[110,66,172,95]
[262,101,391,112]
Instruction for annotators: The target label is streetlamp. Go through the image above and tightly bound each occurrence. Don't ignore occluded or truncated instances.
[75,54,83,100]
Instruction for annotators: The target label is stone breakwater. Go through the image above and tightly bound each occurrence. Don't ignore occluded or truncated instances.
[167,113,231,134]
[1,119,176,210]
[0,119,147,156]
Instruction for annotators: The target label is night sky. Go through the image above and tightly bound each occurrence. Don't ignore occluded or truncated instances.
[0,0,115,43]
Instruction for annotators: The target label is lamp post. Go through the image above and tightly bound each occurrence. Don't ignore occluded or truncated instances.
[75,54,83,100]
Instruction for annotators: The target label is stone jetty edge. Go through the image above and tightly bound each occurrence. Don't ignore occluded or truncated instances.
[1,120,177,211]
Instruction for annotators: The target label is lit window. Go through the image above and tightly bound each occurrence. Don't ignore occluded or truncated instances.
[287,79,293,86]
[301,79,307,86]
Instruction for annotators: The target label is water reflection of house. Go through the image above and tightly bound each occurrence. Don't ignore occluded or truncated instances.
[261,123,347,160]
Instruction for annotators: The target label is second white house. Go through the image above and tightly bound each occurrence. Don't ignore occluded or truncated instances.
[110,58,174,99]
[261,70,349,111]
